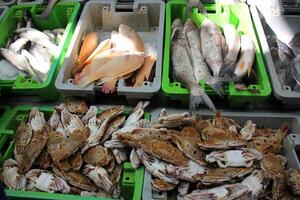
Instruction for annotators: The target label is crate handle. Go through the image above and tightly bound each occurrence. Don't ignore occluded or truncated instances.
[115,0,134,12]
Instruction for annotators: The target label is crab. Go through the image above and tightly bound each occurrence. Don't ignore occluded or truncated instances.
[178,184,249,200]
[260,153,287,178]
[26,169,70,193]
[83,165,113,194]
[64,97,89,117]
[152,178,177,191]
[60,107,85,135]
[139,138,189,166]
[212,112,240,132]
[81,106,124,153]
[151,108,195,129]
[83,145,112,167]
[53,167,97,191]
[2,159,27,190]
[240,120,256,141]
[100,115,126,144]
[167,160,207,182]
[130,148,140,169]
[178,181,190,196]
[199,167,254,185]
[171,126,206,165]
[286,168,300,196]
[112,149,128,164]
[136,148,179,184]
[240,170,269,199]
[69,151,83,171]
[205,148,263,168]
[199,125,246,150]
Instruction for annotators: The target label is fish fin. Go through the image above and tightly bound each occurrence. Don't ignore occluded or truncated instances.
[205,77,225,98]
[219,63,235,77]
[186,0,207,17]
[190,86,216,112]
[102,79,117,94]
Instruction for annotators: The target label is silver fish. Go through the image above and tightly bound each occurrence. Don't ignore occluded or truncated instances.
[223,24,240,67]
[200,18,225,77]
[39,0,58,19]
[21,49,49,83]
[233,35,255,79]
[184,18,225,97]
[172,19,216,111]
[43,30,56,43]
[8,38,29,53]
[0,48,37,79]
[17,28,59,56]
[52,28,65,35]
[29,43,52,64]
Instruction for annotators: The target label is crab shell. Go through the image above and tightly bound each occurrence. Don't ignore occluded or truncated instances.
[3,159,27,190]
[152,178,176,191]
[212,111,240,131]
[200,167,254,185]
[286,168,300,196]
[240,170,269,199]
[64,97,89,116]
[205,148,263,168]
[152,109,195,128]
[83,145,112,166]
[240,120,256,141]
[260,153,287,179]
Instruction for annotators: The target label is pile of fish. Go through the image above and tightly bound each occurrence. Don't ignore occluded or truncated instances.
[1,99,150,198]
[171,17,256,111]
[71,24,156,93]
[268,34,300,91]
[0,14,63,82]
[117,109,300,200]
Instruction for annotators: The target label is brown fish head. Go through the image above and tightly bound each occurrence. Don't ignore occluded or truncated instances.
[260,153,287,178]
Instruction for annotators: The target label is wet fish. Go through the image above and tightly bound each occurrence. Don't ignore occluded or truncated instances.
[8,38,29,53]
[233,35,255,79]
[0,48,37,79]
[30,43,52,64]
[17,28,59,56]
[223,24,240,67]
[200,18,224,77]
[172,18,216,111]
[184,18,225,97]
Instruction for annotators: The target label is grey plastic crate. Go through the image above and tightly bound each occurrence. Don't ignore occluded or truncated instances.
[143,108,300,199]
[250,5,300,105]
[55,0,165,101]
[0,0,16,6]
[0,6,7,21]
[17,0,42,5]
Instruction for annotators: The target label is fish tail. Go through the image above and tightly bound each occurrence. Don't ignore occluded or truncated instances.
[39,0,58,19]
[190,86,216,112]
[205,77,225,98]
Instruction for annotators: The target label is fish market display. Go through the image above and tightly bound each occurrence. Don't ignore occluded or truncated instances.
[71,24,156,93]
[0,14,63,83]
[171,16,257,110]
[268,34,300,92]
[1,100,149,199]
[117,109,300,199]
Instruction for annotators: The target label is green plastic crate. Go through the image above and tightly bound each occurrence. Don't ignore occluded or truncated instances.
[162,0,271,107]
[0,106,10,130]
[0,2,81,101]
[0,105,146,200]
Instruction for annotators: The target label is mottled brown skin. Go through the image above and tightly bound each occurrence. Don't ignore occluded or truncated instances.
[35,148,52,169]
[199,126,246,149]
[64,97,88,116]
[194,115,211,132]
[109,164,122,185]
[17,123,51,174]
[58,170,97,191]
[200,167,254,185]
[286,169,300,196]
[14,122,32,154]
[69,151,83,171]
[117,128,172,147]
[100,115,126,144]
[248,123,288,155]
[83,145,112,166]
[51,127,89,164]
[172,127,206,165]
[260,153,287,178]
[212,111,239,130]
[253,128,274,138]
[139,138,189,166]
[152,178,177,191]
